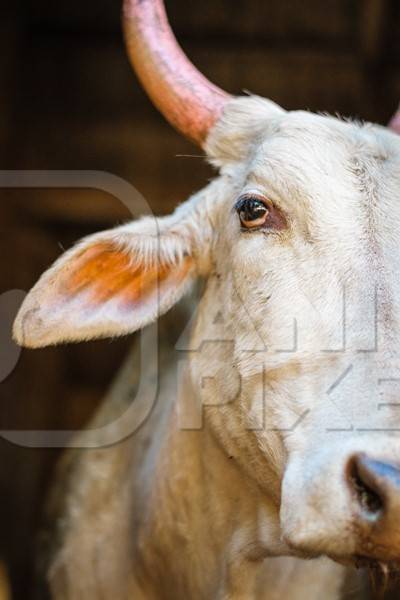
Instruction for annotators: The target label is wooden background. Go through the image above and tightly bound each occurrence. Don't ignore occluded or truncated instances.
[0,0,399,597]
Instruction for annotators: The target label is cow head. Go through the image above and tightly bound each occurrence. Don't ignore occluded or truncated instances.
[13,0,400,582]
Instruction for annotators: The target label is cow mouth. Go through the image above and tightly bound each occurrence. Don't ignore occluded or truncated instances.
[332,554,400,598]
[355,557,400,598]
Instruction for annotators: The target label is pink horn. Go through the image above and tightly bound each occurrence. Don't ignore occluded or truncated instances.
[389,107,400,135]
[122,0,232,146]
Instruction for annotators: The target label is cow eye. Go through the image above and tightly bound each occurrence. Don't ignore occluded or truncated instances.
[235,195,269,229]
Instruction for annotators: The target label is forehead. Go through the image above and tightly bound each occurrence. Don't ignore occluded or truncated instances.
[241,112,400,239]
[250,112,399,187]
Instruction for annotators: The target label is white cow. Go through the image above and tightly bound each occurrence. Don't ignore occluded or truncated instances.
[13,0,400,598]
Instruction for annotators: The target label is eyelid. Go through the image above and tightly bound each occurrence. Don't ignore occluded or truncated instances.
[245,187,282,204]
[233,190,272,213]
[233,195,267,214]
[241,188,267,198]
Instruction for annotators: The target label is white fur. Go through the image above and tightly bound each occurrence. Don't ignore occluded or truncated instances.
[14,96,400,597]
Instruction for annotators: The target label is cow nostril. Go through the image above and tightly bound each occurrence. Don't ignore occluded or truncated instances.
[348,455,384,518]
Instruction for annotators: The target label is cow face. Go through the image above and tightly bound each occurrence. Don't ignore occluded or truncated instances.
[200,96,400,569]
[13,96,400,570]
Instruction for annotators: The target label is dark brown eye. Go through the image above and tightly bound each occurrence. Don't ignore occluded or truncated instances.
[235,195,269,229]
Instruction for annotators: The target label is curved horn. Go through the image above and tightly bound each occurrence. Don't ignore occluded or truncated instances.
[122,0,232,146]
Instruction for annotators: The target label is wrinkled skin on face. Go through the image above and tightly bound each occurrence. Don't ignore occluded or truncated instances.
[14,96,400,591]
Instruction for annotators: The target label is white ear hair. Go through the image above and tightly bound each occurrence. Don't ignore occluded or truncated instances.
[14,198,211,348]
[205,95,286,166]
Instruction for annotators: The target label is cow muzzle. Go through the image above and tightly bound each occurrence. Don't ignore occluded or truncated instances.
[281,442,400,568]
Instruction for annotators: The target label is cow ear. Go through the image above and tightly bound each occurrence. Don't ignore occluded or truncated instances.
[13,211,204,348]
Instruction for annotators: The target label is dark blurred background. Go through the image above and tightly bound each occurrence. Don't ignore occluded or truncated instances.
[0,0,399,598]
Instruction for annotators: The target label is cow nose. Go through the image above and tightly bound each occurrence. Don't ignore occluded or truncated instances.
[348,453,400,522]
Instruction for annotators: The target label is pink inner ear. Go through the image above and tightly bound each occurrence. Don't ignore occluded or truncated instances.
[61,241,193,308]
